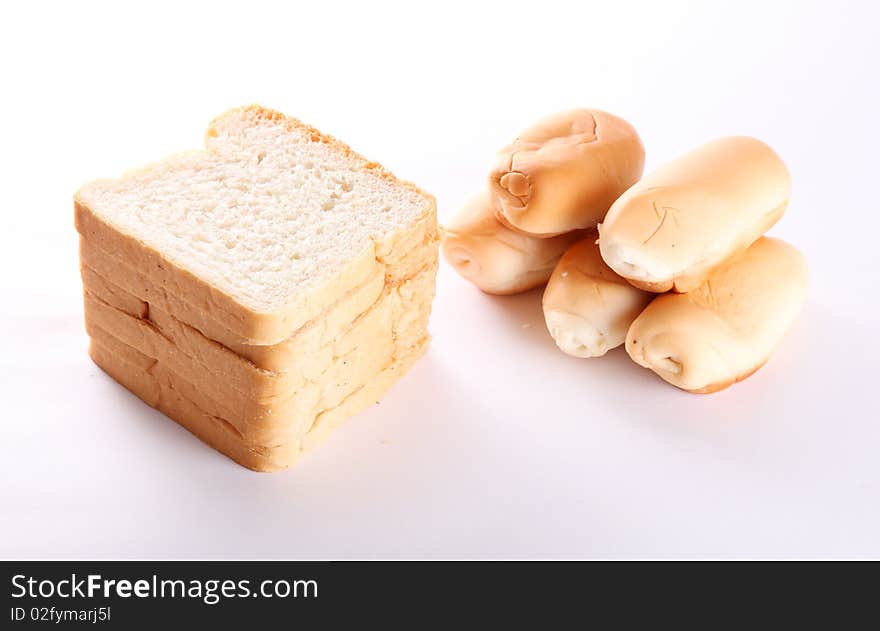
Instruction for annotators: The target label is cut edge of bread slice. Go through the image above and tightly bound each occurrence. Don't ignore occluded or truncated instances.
[74,105,437,345]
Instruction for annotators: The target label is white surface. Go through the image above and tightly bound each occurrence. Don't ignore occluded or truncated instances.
[1,0,878,559]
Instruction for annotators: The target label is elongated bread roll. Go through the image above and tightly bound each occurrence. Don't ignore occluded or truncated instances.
[599,136,791,293]
[441,191,584,295]
[543,235,653,357]
[625,237,807,393]
[488,109,645,237]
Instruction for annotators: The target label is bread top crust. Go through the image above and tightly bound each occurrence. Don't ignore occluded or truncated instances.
[74,105,436,343]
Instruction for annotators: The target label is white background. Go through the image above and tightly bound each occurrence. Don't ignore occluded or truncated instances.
[1,0,878,559]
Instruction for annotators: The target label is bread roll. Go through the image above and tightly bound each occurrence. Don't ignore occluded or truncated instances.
[488,109,645,237]
[441,191,583,295]
[625,237,807,393]
[543,235,653,357]
[599,136,791,293]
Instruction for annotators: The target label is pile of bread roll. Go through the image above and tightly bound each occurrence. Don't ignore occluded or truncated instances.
[441,109,807,394]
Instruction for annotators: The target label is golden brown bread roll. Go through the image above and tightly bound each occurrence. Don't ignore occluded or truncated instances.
[488,109,645,237]
[543,235,653,357]
[625,237,807,393]
[441,191,584,295]
[599,136,791,293]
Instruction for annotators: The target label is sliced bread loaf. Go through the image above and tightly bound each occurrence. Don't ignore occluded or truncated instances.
[76,105,438,470]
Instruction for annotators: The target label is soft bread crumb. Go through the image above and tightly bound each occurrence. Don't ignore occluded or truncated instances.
[545,309,609,358]
[654,355,683,375]
[599,241,673,283]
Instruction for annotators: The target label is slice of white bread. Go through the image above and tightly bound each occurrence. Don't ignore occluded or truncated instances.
[79,260,382,371]
[542,234,653,358]
[80,237,436,370]
[87,312,425,448]
[625,237,807,393]
[75,105,437,345]
[85,290,382,404]
[88,335,428,471]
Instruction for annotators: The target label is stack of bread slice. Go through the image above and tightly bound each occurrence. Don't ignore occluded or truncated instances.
[75,106,438,471]
[442,108,807,394]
